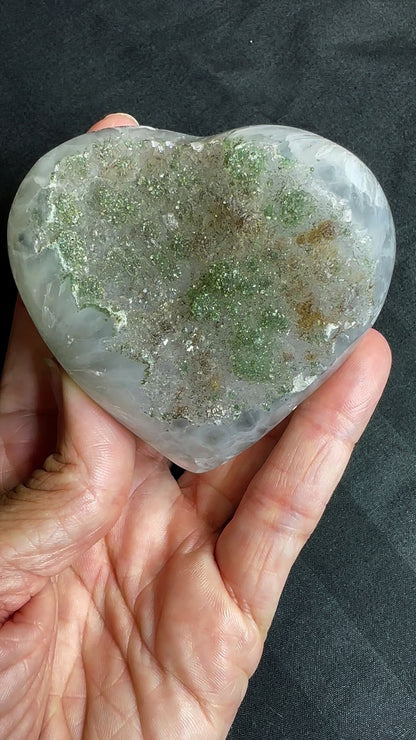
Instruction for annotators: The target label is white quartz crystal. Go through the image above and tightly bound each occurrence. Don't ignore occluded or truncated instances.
[8,125,395,471]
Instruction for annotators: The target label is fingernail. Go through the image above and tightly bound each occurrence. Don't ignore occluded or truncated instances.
[44,358,63,409]
[103,113,139,125]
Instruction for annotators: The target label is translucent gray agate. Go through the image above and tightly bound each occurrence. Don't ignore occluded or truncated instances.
[8,125,395,471]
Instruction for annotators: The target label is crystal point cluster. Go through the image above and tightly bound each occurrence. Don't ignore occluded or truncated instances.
[8,125,395,471]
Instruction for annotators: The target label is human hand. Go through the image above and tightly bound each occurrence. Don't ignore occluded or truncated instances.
[0,114,392,739]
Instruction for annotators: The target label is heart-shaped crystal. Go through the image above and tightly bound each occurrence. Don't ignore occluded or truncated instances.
[8,125,395,471]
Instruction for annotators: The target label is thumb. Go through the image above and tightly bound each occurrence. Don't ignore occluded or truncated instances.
[0,364,136,617]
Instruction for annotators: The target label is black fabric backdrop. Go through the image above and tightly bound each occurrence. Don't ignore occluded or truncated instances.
[1,1,416,738]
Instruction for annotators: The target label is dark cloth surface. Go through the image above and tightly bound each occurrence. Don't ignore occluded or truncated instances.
[1,1,415,737]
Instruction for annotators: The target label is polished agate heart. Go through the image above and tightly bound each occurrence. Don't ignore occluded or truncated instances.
[8,125,395,471]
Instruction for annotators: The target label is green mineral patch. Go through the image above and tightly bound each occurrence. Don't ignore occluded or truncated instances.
[232,324,268,350]
[104,246,142,278]
[33,130,373,424]
[112,157,137,177]
[279,190,312,227]
[277,156,295,169]
[55,193,82,226]
[139,174,171,200]
[139,218,159,241]
[259,306,288,332]
[149,232,191,278]
[231,344,275,382]
[150,247,181,278]
[75,275,105,306]
[167,232,191,257]
[59,153,90,179]
[187,284,223,322]
[264,189,314,228]
[123,138,146,152]
[168,148,198,189]
[92,139,116,164]
[90,184,140,225]
[222,137,266,190]
[186,257,273,323]
[53,232,86,266]
[229,319,288,383]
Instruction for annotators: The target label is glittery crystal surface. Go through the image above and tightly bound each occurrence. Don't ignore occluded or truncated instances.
[8,125,395,471]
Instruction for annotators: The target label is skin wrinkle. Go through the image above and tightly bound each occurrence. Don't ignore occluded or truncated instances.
[297,401,366,447]
[0,593,54,740]
[0,493,92,576]
[98,665,137,720]
[3,652,44,719]
[0,415,57,491]
[0,421,130,613]
[60,579,100,737]
[6,476,120,579]
[248,419,356,518]
[146,627,217,730]
[227,435,347,542]
[0,375,54,418]
[81,655,133,740]
[129,545,248,734]
[130,589,212,737]
[59,555,143,737]
[103,545,140,658]
[105,498,169,605]
[246,466,325,528]
[0,408,56,421]
[85,713,140,740]
[129,529,211,630]
[297,351,387,443]
[303,438,353,494]
[0,646,39,700]
[180,478,237,532]
[41,700,73,740]
[236,541,292,619]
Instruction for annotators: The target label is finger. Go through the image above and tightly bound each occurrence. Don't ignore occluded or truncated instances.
[178,415,292,531]
[215,329,392,636]
[0,297,54,416]
[88,112,139,132]
[0,365,136,620]
[0,580,56,736]
[0,299,57,490]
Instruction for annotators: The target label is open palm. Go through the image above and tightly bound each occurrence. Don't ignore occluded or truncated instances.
[0,115,391,740]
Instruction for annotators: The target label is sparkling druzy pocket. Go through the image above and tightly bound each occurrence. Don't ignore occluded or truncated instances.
[8,124,395,471]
